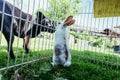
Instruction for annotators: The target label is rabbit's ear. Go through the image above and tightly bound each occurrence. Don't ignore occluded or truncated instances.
[64,16,75,27]
[64,16,73,22]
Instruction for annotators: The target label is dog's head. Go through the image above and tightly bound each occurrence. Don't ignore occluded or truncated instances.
[36,11,55,33]
[103,28,112,35]
[104,28,110,33]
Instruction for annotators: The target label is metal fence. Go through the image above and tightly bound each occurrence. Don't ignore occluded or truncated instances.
[0,0,120,77]
[0,0,55,71]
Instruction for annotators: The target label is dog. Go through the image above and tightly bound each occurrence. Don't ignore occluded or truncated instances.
[52,16,75,67]
[0,0,55,59]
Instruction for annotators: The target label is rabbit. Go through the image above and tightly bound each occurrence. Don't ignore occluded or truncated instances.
[52,16,75,67]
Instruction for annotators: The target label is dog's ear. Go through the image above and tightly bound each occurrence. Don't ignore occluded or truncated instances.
[64,16,75,27]
[36,11,46,19]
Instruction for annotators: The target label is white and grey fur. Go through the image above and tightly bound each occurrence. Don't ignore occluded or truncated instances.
[52,17,75,67]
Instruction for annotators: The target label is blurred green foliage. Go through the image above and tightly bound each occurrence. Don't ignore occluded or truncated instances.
[41,0,81,23]
[70,31,119,49]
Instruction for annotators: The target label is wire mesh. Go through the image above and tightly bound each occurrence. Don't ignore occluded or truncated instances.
[0,0,120,79]
[0,0,55,71]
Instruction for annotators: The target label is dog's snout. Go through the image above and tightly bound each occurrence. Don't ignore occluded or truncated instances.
[47,26,55,33]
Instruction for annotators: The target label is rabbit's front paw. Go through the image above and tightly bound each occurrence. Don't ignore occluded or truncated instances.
[51,62,56,67]
[64,61,71,67]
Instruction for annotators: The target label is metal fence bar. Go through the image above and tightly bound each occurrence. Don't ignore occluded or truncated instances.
[34,0,41,59]
[6,0,15,69]
[27,0,36,61]
[0,0,5,45]
[0,56,51,71]
[15,0,23,67]
[41,0,45,51]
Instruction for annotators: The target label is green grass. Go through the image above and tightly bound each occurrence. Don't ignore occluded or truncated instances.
[0,46,52,69]
[0,47,120,80]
